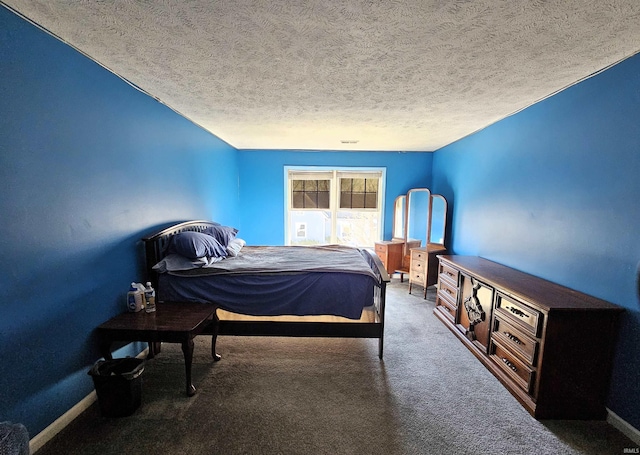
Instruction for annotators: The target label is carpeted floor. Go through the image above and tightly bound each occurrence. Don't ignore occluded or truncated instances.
[37,280,636,454]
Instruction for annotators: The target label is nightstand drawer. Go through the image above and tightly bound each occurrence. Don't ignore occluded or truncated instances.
[411,258,425,272]
[410,270,424,283]
[374,243,387,253]
[412,250,426,262]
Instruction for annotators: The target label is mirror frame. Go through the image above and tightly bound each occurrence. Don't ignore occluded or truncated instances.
[392,195,406,241]
[404,188,432,256]
[429,194,448,248]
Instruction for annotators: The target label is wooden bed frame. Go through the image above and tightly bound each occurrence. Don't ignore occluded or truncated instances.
[142,220,390,358]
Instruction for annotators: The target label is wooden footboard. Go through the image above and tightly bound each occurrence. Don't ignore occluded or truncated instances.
[213,249,390,358]
[362,248,390,358]
[142,221,391,359]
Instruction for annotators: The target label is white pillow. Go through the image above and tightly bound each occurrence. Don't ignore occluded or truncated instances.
[226,238,246,257]
[153,254,220,273]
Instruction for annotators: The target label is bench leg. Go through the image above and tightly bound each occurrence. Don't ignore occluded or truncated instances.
[212,334,221,362]
[211,311,221,362]
[181,338,196,397]
[147,341,162,359]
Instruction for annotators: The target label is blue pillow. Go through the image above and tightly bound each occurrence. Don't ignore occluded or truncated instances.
[202,225,238,247]
[168,231,227,259]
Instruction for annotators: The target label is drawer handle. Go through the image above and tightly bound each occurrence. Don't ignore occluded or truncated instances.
[446,271,454,277]
[507,305,529,319]
[445,288,452,295]
[504,331,523,345]
[502,357,518,372]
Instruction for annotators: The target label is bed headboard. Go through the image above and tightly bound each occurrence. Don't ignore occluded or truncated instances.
[141,220,220,285]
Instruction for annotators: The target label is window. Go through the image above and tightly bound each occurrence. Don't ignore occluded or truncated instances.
[340,178,379,209]
[285,167,385,247]
[291,180,330,209]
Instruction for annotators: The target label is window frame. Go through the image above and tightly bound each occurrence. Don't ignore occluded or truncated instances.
[284,166,386,246]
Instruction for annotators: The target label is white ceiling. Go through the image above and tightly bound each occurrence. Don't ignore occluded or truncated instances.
[3,1,640,151]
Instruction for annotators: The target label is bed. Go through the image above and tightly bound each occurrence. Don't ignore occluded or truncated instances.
[142,220,390,359]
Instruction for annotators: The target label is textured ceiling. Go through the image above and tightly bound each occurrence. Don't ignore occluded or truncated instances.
[3,1,640,151]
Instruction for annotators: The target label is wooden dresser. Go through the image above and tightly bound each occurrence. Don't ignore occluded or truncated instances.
[434,255,623,419]
[409,245,446,298]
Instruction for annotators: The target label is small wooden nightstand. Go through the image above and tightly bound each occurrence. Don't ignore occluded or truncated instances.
[409,245,446,298]
[374,241,403,276]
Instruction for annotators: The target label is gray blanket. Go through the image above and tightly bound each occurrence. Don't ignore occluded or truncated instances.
[166,245,377,279]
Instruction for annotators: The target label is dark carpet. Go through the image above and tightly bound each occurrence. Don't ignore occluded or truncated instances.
[37,280,635,454]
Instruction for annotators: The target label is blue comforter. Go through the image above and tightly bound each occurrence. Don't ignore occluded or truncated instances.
[156,245,377,319]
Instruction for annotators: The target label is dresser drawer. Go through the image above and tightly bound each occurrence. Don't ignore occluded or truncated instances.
[492,316,538,365]
[494,293,542,337]
[374,243,387,254]
[490,341,535,394]
[437,277,458,302]
[436,293,457,322]
[439,261,459,285]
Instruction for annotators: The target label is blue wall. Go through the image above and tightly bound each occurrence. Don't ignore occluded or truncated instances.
[5,0,639,440]
[0,7,239,436]
[237,150,433,245]
[432,53,640,429]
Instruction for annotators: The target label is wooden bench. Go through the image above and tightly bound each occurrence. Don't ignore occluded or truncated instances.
[96,303,218,396]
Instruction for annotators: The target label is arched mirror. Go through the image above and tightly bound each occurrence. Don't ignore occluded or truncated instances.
[429,195,447,246]
[404,188,431,258]
[405,191,448,297]
[392,195,406,241]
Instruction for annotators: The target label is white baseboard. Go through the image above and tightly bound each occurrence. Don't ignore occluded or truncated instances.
[30,348,148,453]
[29,390,97,453]
[607,408,640,447]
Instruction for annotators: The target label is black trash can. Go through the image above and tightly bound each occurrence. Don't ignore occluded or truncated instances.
[88,358,144,417]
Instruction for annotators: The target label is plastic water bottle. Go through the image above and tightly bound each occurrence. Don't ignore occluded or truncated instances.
[144,282,156,313]
[127,282,144,312]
